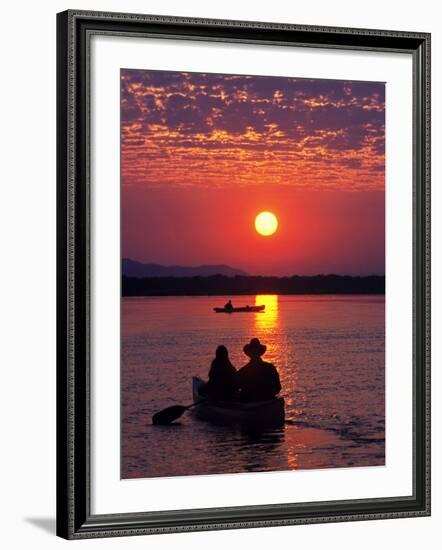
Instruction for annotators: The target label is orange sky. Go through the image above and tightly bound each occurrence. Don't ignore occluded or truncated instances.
[121,70,385,275]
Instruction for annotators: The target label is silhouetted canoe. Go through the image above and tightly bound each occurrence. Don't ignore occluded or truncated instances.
[192,377,285,427]
[213,305,265,313]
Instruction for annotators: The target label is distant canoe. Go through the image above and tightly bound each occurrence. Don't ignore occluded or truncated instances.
[213,305,265,313]
[192,377,285,427]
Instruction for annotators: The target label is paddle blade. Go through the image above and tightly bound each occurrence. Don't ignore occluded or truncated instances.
[152,405,187,425]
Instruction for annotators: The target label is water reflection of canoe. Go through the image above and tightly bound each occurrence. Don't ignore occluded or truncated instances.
[213,305,265,313]
[192,377,285,427]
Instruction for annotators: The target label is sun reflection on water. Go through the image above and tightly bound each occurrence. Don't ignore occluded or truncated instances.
[254,294,279,331]
[254,295,297,412]
[254,295,280,363]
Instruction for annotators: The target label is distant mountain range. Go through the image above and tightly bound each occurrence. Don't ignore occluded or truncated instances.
[122,258,248,278]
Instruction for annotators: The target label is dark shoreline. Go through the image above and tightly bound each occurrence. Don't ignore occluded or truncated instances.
[122,274,385,297]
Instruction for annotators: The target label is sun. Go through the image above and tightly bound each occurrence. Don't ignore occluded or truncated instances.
[255,211,278,237]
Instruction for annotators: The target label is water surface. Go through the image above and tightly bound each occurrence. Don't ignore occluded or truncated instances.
[122,294,385,478]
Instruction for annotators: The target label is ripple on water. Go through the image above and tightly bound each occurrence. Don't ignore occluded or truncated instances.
[122,295,385,479]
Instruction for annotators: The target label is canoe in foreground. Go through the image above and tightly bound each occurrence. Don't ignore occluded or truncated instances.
[213,305,265,313]
[192,377,285,427]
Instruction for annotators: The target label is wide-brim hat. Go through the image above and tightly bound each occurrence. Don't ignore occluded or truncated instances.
[243,338,266,357]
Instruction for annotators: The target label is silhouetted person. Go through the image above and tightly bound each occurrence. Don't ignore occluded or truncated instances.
[237,338,281,402]
[201,345,238,401]
[224,300,233,311]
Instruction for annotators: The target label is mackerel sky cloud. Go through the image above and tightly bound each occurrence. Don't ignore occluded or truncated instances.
[121,69,385,191]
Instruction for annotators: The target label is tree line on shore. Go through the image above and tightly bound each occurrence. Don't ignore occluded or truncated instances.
[122,274,385,296]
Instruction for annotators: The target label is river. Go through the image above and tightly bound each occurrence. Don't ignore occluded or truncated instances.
[121,294,385,479]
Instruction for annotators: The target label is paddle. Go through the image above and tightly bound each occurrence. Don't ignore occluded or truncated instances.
[152,399,206,425]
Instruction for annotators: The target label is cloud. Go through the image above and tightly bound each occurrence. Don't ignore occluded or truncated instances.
[121,70,385,191]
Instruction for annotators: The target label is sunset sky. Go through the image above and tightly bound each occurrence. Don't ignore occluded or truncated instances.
[121,69,385,276]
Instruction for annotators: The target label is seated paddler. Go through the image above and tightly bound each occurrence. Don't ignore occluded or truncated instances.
[200,345,238,401]
[224,299,233,311]
[237,338,281,403]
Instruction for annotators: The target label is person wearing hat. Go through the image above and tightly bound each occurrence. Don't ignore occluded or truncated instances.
[237,338,281,403]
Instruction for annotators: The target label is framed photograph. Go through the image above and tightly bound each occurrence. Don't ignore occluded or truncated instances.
[56,10,431,539]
